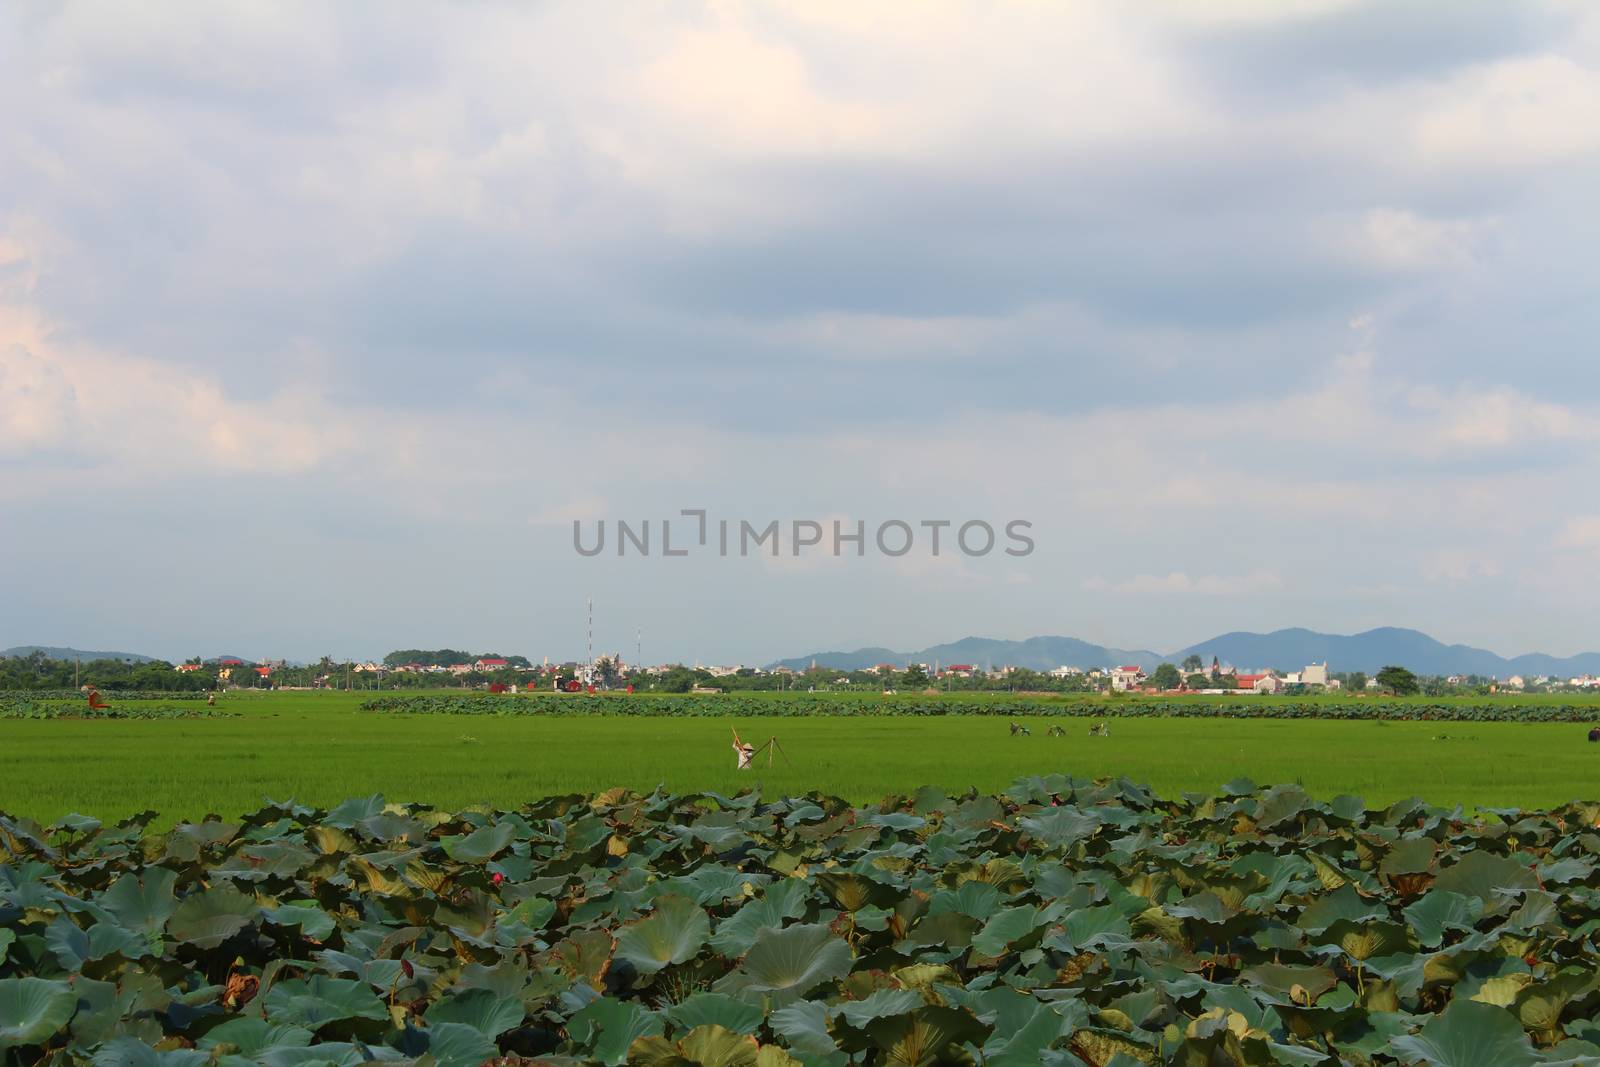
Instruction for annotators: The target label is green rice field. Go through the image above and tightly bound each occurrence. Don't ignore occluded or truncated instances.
[3,690,1597,822]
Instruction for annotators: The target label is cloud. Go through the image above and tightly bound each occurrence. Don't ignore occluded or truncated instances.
[4,3,1600,659]
[1085,571,1283,596]
[1420,549,1502,583]
[1555,516,1600,555]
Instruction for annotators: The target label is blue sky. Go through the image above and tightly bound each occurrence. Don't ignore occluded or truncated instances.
[3,1,1599,664]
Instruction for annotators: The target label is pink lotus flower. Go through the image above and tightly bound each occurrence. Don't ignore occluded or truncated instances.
[492,872,504,885]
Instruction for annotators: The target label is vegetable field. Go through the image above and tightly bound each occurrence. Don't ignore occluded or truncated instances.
[4,692,1600,822]
[3,778,1599,1065]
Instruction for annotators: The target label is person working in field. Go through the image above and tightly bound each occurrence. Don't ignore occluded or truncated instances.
[731,728,757,769]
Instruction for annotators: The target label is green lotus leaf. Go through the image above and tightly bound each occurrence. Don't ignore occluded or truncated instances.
[814,871,898,913]
[1317,919,1412,961]
[1536,858,1594,885]
[98,868,179,934]
[927,880,1001,920]
[0,977,78,1050]
[440,820,517,863]
[0,930,13,965]
[1017,807,1101,847]
[90,1036,211,1066]
[324,794,387,828]
[1254,784,1313,830]
[628,1023,768,1066]
[835,988,926,1029]
[1433,851,1538,905]
[1240,964,1338,1004]
[262,975,388,1028]
[1060,904,1134,949]
[253,1041,409,1066]
[971,905,1040,957]
[664,993,764,1036]
[425,988,525,1038]
[1388,998,1538,1067]
[166,884,259,948]
[768,1000,839,1057]
[420,1020,499,1067]
[196,1017,315,1054]
[717,923,853,1007]
[1381,836,1439,877]
[264,902,337,942]
[1404,889,1485,948]
[865,1006,986,1067]
[1296,884,1386,934]
[570,996,665,1066]
[46,917,148,968]
[980,1000,1070,1067]
[616,895,711,975]
[708,879,810,956]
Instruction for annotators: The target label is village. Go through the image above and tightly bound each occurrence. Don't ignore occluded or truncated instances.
[151,652,1600,696]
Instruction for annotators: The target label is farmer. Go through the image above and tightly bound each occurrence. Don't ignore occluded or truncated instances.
[1589,726,1600,743]
[731,728,757,769]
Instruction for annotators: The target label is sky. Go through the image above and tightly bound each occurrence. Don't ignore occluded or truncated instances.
[3,0,1599,665]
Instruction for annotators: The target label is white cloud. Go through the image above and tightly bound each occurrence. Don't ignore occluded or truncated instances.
[1420,549,1502,583]
[1555,516,1600,555]
[1085,571,1283,595]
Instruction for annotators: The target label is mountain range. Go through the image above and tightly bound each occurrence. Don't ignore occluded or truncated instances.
[769,627,1600,678]
[1,645,155,663]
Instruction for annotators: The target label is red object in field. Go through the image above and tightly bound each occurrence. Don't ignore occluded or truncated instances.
[488,683,509,694]
[588,684,596,694]
[86,689,111,711]
[627,684,634,694]
[564,679,581,692]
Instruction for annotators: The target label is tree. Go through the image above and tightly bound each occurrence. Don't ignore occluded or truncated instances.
[1375,665,1419,696]
[1182,654,1204,673]
[1345,671,1368,692]
[1185,672,1209,689]
[592,655,621,689]
[901,664,928,688]
[1150,663,1182,690]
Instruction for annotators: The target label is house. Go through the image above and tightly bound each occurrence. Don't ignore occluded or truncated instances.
[474,658,509,672]
[1504,675,1526,690]
[873,663,899,673]
[218,657,244,667]
[254,666,271,678]
[176,663,204,673]
[1234,673,1281,694]
[944,664,976,678]
[1049,665,1084,678]
[1110,666,1145,692]
[447,663,473,676]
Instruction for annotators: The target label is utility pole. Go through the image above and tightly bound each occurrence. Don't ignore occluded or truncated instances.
[587,595,593,665]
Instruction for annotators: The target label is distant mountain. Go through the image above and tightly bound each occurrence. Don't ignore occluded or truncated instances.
[1171,627,1600,677]
[1,645,155,663]
[771,635,1163,673]
[772,627,1600,678]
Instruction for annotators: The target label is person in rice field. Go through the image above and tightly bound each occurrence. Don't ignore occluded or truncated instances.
[1589,726,1600,743]
[731,728,757,769]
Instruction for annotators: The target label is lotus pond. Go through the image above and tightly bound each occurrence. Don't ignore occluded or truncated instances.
[3,777,1599,1065]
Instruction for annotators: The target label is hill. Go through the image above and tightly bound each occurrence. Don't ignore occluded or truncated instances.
[1,645,155,664]
[771,635,1162,673]
[773,627,1600,677]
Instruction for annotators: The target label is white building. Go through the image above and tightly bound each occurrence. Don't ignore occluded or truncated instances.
[1110,665,1145,691]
